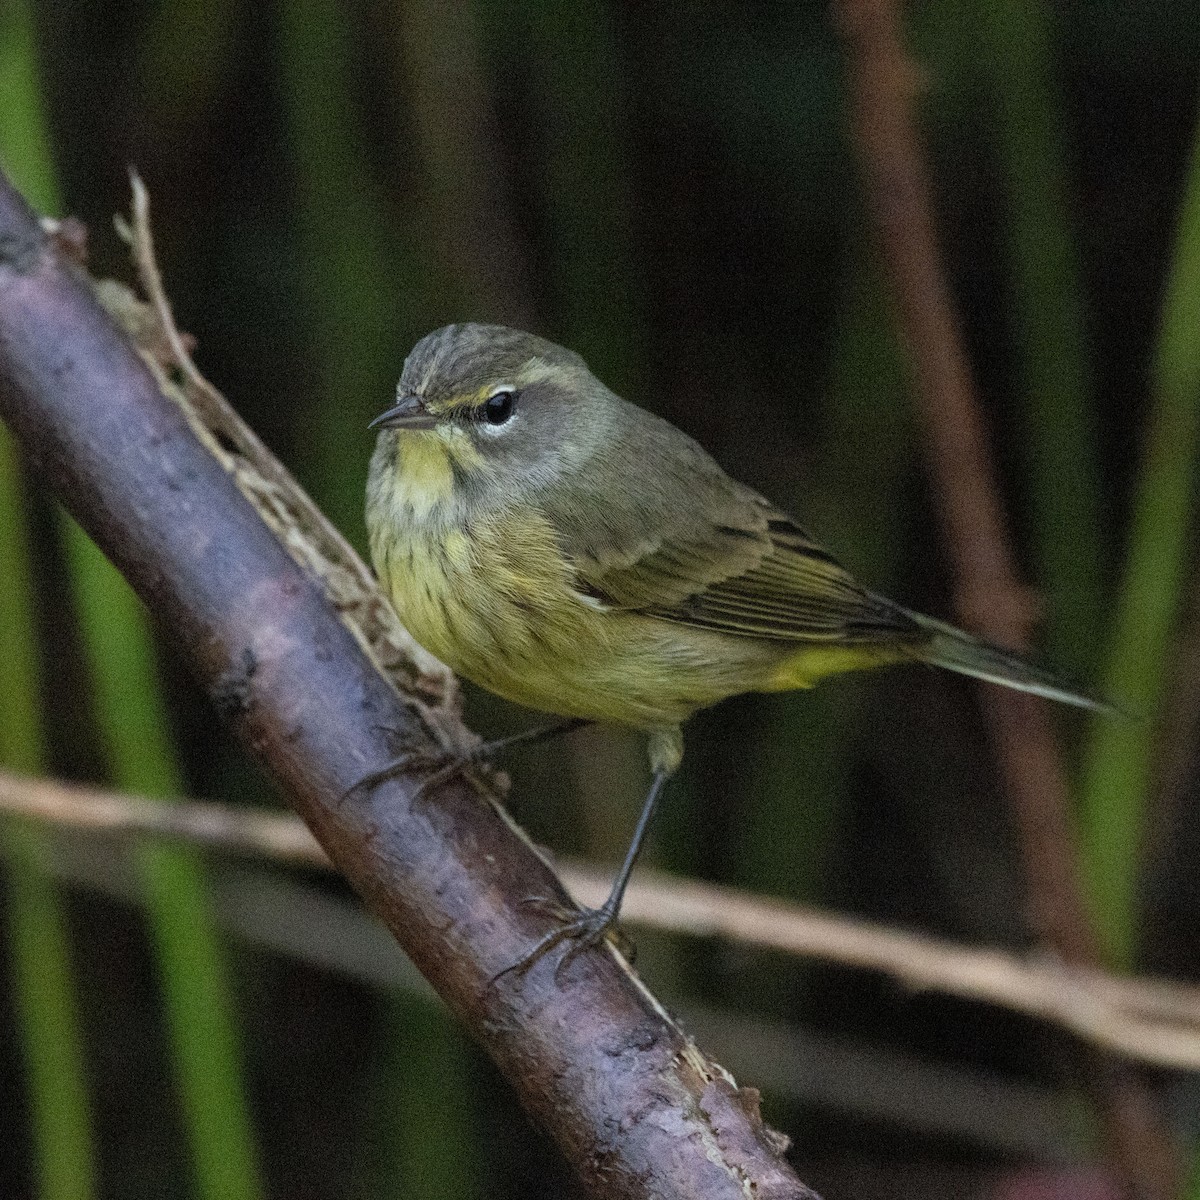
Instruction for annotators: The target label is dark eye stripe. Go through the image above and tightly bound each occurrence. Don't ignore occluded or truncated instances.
[484,390,516,425]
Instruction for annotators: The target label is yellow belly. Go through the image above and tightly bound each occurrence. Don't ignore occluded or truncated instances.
[372,507,773,727]
[370,499,906,729]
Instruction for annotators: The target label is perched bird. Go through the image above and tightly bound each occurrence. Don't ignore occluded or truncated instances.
[364,323,1099,972]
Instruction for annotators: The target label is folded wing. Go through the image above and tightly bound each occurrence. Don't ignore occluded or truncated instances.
[548,447,918,645]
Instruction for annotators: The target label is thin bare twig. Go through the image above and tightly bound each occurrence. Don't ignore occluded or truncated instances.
[0,770,326,865]
[113,176,465,732]
[30,831,1091,1159]
[834,3,1180,1198]
[6,767,1200,1072]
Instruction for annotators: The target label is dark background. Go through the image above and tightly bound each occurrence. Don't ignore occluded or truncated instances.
[1,1,1199,1198]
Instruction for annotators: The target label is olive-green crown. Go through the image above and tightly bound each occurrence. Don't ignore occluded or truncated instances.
[400,323,585,408]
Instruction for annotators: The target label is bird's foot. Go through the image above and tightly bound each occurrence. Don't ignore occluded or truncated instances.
[344,717,588,805]
[494,895,635,984]
[342,737,493,804]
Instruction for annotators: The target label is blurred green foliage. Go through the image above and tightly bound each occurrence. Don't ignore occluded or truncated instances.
[0,4,99,1196]
[0,0,1198,1197]
[2,2,261,1195]
[0,435,97,1200]
[1081,126,1200,970]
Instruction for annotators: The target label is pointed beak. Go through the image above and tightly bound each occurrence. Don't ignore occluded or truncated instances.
[368,394,437,431]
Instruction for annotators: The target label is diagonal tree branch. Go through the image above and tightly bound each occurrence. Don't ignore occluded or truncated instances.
[0,170,816,1200]
[834,3,1180,1198]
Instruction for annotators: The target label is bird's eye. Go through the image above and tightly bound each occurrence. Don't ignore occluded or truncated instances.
[483,389,516,425]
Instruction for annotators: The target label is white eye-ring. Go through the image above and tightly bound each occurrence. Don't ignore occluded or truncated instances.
[482,387,517,430]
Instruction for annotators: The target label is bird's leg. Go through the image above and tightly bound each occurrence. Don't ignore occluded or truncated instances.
[345,716,591,802]
[498,766,672,981]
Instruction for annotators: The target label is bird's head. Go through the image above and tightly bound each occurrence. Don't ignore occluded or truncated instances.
[370,324,610,490]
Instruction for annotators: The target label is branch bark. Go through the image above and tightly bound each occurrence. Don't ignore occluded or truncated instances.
[834,3,1180,1199]
[0,172,815,1200]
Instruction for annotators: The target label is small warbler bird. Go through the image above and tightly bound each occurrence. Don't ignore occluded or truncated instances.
[365,323,1099,971]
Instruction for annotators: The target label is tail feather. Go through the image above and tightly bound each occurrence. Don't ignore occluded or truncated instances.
[894,604,1108,712]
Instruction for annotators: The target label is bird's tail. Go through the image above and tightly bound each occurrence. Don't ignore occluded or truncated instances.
[890,603,1108,712]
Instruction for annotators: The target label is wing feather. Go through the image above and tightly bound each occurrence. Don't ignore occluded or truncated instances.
[638,510,919,642]
[552,482,915,643]
[533,395,920,645]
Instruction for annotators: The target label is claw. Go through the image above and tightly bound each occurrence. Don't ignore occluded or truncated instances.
[346,718,587,806]
[518,894,573,919]
[342,745,482,804]
[491,766,671,986]
[492,899,632,985]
